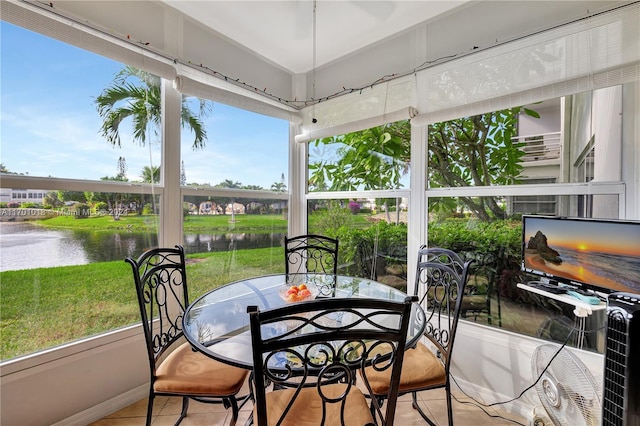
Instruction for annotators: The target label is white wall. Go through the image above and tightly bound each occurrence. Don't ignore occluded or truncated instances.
[0,327,149,425]
[453,321,604,423]
[0,319,608,425]
[519,99,562,137]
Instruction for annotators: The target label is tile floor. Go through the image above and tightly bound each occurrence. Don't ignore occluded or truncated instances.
[89,384,529,426]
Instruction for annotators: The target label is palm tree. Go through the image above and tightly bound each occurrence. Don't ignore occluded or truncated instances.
[217,179,242,189]
[271,173,287,192]
[270,182,286,192]
[95,65,211,149]
[215,180,242,222]
[140,166,160,184]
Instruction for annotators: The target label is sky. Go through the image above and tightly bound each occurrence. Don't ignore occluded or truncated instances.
[0,22,289,189]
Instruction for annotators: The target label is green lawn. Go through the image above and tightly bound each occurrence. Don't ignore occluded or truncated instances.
[1,210,376,360]
[37,213,289,232]
[0,247,284,361]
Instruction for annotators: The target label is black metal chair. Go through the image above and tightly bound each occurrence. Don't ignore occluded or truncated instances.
[284,234,339,275]
[459,252,496,323]
[126,245,249,426]
[247,296,415,426]
[365,247,473,426]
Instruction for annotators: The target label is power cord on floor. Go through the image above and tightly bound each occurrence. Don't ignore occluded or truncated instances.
[451,394,527,425]
[449,322,607,425]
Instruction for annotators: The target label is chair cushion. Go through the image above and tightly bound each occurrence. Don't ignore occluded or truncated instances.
[254,383,373,426]
[366,342,446,395]
[154,342,248,396]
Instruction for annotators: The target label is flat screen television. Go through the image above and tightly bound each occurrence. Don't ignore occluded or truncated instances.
[521,215,640,294]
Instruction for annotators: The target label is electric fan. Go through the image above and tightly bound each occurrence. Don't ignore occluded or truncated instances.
[531,344,602,426]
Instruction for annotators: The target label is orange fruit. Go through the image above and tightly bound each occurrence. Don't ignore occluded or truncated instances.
[299,289,311,298]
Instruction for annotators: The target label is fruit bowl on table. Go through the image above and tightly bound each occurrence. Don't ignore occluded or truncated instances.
[279,283,319,303]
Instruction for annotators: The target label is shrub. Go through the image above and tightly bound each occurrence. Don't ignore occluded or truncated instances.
[427,218,525,298]
[73,203,91,219]
[20,202,40,208]
[348,201,360,214]
[309,202,353,238]
[336,221,408,273]
[335,217,525,299]
[94,202,108,212]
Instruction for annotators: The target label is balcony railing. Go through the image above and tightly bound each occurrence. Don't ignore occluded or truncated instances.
[514,131,562,162]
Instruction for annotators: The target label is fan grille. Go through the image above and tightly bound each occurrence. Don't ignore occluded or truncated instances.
[531,344,602,426]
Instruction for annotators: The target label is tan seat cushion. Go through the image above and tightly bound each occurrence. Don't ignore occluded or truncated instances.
[365,342,446,395]
[254,383,373,426]
[154,342,248,396]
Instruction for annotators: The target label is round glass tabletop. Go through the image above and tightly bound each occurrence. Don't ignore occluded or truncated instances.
[183,273,425,369]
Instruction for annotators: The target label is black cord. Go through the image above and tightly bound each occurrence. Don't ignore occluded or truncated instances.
[451,395,527,426]
[449,322,607,424]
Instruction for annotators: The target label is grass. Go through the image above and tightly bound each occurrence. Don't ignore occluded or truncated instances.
[36,210,374,232]
[0,247,284,361]
[1,213,574,360]
[37,213,289,233]
[1,210,375,360]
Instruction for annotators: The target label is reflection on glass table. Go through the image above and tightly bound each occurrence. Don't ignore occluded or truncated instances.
[182,273,425,369]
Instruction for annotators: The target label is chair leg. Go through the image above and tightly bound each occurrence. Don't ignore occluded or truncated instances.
[445,386,454,426]
[145,394,154,426]
[226,397,240,426]
[175,397,189,425]
[411,392,437,426]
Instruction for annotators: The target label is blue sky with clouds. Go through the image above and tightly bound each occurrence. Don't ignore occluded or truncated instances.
[1,22,289,189]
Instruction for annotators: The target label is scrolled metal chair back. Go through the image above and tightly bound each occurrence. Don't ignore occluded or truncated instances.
[248,296,414,426]
[415,247,473,370]
[126,245,188,364]
[285,234,339,275]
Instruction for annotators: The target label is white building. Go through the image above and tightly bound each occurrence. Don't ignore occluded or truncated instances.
[0,187,46,205]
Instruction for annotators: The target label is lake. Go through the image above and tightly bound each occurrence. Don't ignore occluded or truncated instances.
[0,222,285,272]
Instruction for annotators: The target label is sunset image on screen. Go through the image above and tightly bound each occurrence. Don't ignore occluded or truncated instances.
[523,217,640,293]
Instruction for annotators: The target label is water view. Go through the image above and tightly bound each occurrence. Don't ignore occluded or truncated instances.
[0,222,284,272]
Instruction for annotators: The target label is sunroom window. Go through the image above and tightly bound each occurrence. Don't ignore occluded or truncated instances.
[423,85,627,354]
[306,120,411,289]
[179,99,290,293]
[0,23,164,360]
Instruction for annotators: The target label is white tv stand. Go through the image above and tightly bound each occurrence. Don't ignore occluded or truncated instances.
[517,281,607,349]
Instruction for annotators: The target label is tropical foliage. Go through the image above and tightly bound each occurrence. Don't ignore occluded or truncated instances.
[428,107,539,220]
[308,107,538,221]
[309,121,410,192]
[94,65,211,149]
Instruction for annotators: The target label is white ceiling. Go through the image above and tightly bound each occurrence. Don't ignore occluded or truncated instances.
[20,0,627,107]
[163,1,468,74]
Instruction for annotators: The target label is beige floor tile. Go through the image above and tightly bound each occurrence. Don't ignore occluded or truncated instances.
[101,397,160,419]
[236,409,253,426]
[152,411,228,426]
[392,400,436,425]
[415,396,525,426]
[88,397,163,425]
[88,418,147,426]
[159,397,232,415]
[93,389,527,425]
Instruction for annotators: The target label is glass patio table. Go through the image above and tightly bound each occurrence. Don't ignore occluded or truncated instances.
[182,273,426,369]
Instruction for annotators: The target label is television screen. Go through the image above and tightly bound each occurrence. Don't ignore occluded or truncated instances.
[521,215,640,294]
